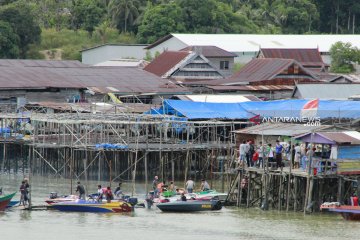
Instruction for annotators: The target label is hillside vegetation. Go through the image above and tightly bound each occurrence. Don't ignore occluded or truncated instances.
[0,0,360,60]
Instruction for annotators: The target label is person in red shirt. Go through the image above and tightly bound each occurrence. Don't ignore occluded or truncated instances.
[105,186,113,203]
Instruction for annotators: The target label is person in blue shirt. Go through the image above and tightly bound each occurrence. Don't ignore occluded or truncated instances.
[275,140,283,169]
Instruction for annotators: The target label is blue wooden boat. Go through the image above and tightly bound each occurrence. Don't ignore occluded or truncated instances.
[51,200,133,213]
[7,200,19,208]
[157,200,222,212]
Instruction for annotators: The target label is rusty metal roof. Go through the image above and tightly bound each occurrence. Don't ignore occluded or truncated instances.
[319,132,360,144]
[206,85,294,91]
[0,61,189,94]
[199,58,318,86]
[260,48,325,67]
[0,59,86,68]
[143,51,191,77]
[180,46,237,58]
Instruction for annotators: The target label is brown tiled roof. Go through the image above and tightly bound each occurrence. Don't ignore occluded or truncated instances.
[180,46,236,58]
[260,48,325,67]
[0,60,189,94]
[143,51,191,77]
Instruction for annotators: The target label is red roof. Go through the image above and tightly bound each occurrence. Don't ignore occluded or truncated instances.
[260,48,325,67]
[180,46,236,58]
[143,51,191,77]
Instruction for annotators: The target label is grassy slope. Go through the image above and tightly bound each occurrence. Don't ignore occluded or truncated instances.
[27,28,136,60]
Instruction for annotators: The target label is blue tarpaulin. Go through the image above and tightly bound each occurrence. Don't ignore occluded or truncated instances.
[157,100,254,119]
[241,99,360,119]
[146,99,360,120]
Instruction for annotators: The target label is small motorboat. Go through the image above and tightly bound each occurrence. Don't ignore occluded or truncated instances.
[51,200,133,213]
[45,192,79,205]
[321,202,360,220]
[0,192,16,211]
[157,199,222,212]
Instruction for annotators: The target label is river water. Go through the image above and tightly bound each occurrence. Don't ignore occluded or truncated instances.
[1,175,359,240]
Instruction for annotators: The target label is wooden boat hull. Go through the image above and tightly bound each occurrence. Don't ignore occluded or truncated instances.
[0,192,16,211]
[51,200,133,213]
[157,200,222,212]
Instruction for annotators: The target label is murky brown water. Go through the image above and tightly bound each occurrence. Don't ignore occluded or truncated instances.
[1,175,359,240]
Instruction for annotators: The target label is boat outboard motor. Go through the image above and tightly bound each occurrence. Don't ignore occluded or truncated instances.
[213,200,222,210]
[127,198,138,206]
[50,192,58,199]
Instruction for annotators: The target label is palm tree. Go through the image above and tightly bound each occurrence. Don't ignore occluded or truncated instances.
[108,0,141,32]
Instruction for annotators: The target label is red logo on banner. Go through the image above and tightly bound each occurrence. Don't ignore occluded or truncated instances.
[249,115,261,125]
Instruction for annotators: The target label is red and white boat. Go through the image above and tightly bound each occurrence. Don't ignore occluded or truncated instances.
[45,192,78,205]
[320,202,360,220]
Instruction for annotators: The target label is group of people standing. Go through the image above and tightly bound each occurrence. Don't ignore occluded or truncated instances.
[239,139,312,170]
[152,176,211,197]
[75,181,122,202]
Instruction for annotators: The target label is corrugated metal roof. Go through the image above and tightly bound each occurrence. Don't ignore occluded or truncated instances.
[0,59,86,68]
[207,85,294,91]
[319,132,360,144]
[180,46,237,58]
[94,59,148,67]
[80,43,148,52]
[227,58,314,84]
[292,83,360,99]
[0,62,189,94]
[146,34,360,53]
[202,58,318,86]
[260,48,325,67]
[174,94,261,103]
[143,51,191,77]
[234,123,333,136]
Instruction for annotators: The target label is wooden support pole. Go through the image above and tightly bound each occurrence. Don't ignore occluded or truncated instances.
[337,176,343,204]
[144,151,148,193]
[237,170,243,207]
[304,176,310,214]
[247,172,251,208]
[278,175,283,211]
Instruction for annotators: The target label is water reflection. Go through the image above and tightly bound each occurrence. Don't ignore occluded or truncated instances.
[1,175,360,240]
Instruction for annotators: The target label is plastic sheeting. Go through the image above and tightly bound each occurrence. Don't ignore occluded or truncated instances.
[146,99,360,120]
[159,100,253,119]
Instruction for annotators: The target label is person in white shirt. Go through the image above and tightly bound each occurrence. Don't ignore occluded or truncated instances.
[185,178,195,193]
[239,140,247,165]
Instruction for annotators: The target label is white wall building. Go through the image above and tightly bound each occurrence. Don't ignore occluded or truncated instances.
[81,44,148,65]
[145,34,360,64]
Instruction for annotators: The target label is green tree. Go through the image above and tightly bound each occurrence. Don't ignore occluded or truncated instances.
[330,41,360,73]
[137,3,185,43]
[0,20,19,58]
[179,0,234,33]
[109,0,140,33]
[0,1,41,58]
[70,0,104,36]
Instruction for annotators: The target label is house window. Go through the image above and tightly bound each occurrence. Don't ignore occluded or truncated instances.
[220,61,229,70]
[294,65,299,74]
